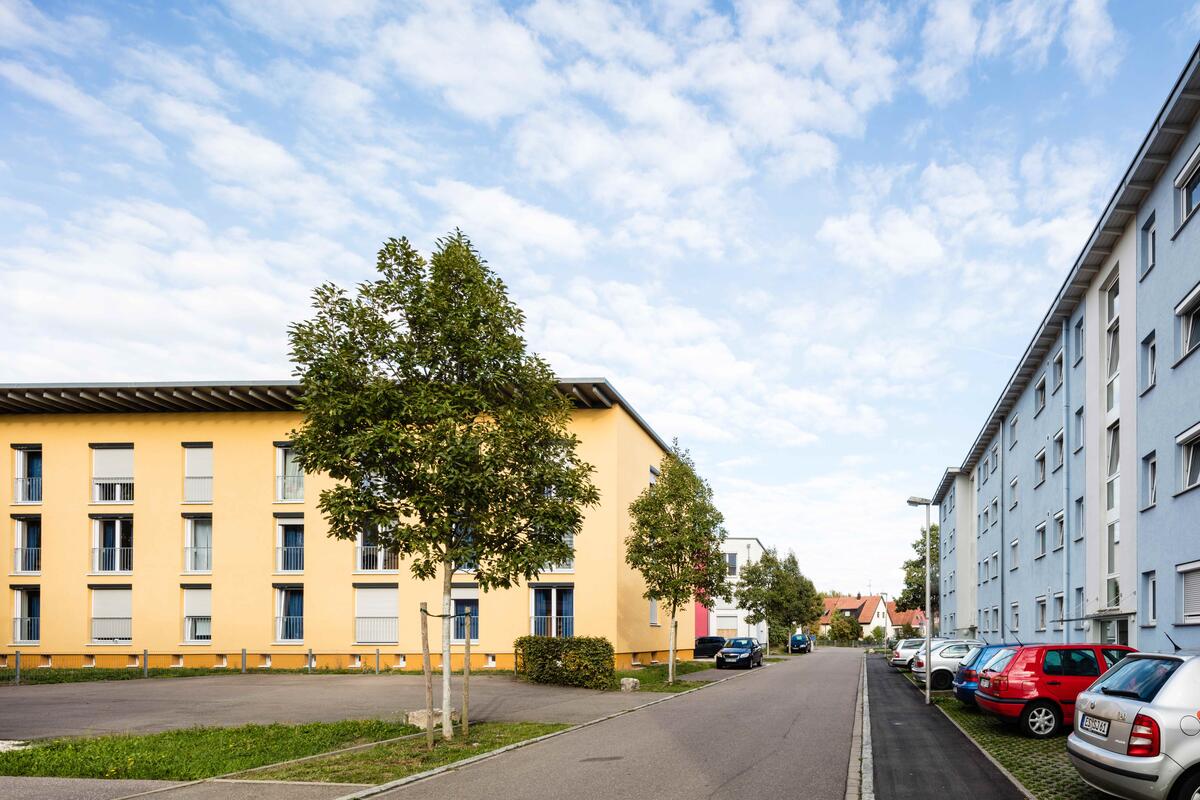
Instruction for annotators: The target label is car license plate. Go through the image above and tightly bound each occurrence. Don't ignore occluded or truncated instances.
[1080,714,1110,738]
[980,677,990,688]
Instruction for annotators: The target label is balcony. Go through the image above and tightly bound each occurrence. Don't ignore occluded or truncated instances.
[276,546,304,572]
[355,616,398,644]
[275,474,304,502]
[452,615,480,642]
[276,615,303,642]
[14,477,41,504]
[92,617,132,643]
[13,616,39,643]
[531,616,574,637]
[356,545,398,572]
[93,478,134,504]
[184,546,212,573]
[13,547,40,574]
[184,615,211,643]
[93,547,133,573]
[183,476,213,504]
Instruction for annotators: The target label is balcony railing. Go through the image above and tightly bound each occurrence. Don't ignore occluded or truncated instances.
[356,546,398,571]
[13,616,39,643]
[531,615,574,638]
[13,547,40,573]
[184,615,211,642]
[452,614,479,642]
[184,546,212,572]
[93,547,133,573]
[92,617,132,643]
[355,617,398,643]
[183,476,213,503]
[93,478,134,503]
[276,546,304,572]
[276,615,304,641]
[14,476,41,503]
[275,474,304,502]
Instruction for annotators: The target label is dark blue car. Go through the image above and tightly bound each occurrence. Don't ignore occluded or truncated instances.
[952,643,1020,705]
[789,633,812,654]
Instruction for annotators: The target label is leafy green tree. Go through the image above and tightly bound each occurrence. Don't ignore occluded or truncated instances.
[288,232,600,739]
[895,524,940,620]
[626,443,729,685]
[899,622,918,639]
[828,613,862,642]
[736,549,824,651]
[870,625,886,644]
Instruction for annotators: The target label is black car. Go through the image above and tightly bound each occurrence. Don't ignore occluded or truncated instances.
[715,637,764,669]
[694,636,727,658]
[789,633,813,653]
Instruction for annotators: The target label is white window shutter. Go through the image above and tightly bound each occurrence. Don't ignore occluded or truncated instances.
[93,448,133,478]
[183,588,212,617]
[1184,571,1200,620]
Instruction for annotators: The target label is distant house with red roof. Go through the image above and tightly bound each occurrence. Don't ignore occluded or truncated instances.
[817,595,928,639]
[886,601,927,636]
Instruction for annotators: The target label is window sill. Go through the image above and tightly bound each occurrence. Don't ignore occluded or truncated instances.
[89,502,134,507]
[1173,206,1199,241]
[1173,482,1200,499]
[10,501,41,506]
[182,571,212,576]
[180,642,212,646]
[352,571,399,575]
[1140,502,1157,512]
[10,572,40,577]
[273,499,305,504]
[1035,554,1047,561]
[356,642,398,646]
[1175,344,1200,371]
[1140,262,1156,282]
[649,623,661,627]
[272,641,305,646]
[88,572,132,577]
[450,640,480,645]
[1034,478,1046,489]
[1053,545,1064,553]
[1139,623,1157,629]
[1074,445,1084,454]
[88,642,133,647]
[1034,406,1045,419]
[181,501,212,506]
[1053,463,1064,474]
[273,571,304,576]
[1052,382,1063,396]
[1140,383,1156,398]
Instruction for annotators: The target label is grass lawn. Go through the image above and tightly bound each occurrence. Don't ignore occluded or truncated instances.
[615,659,714,692]
[0,719,418,780]
[0,668,514,685]
[934,697,1105,800]
[242,722,568,784]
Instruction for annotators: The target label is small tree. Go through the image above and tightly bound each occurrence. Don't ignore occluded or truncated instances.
[870,625,886,644]
[896,524,940,619]
[736,549,824,652]
[899,622,918,639]
[626,443,729,685]
[289,232,600,739]
[828,613,862,642]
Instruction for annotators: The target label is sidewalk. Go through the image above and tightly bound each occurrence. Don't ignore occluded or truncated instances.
[866,656,1026,799]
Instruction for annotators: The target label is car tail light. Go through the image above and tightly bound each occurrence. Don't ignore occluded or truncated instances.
[1127,714,1160,758]
[893,651,900,659]
[962,669,977,682]
[914,658,924,668]
[989,674,1007,692]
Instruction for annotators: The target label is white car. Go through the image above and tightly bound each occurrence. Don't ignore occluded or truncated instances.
[890,637,946,670]
[913,640,984,690]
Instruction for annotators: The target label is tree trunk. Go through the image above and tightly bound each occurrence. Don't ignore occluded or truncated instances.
[420,602,433,751]
[668,611,677,685]
[462,609,471,736]
[441,561,454,740]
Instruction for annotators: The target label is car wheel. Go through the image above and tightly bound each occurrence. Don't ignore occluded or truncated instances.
[931,671,953,691]
[1021,701,1060,739]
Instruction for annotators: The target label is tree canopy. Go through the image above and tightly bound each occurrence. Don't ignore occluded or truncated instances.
[895,524,939,620]
[828,612,862,642]
[736,549,824,647]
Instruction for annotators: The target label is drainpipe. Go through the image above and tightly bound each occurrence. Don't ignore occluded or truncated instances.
[999,418,1006,639]
[1062,319,1071,645]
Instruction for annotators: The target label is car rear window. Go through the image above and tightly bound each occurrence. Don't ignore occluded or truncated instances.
[1043,648,1099,677]
[981,647,1016,673]
[1090,657,1181,702]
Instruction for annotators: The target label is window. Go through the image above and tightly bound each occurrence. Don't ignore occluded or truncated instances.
[1105,276,1120,413]
[276,587,303,641]
[1054,429,1065,469]
[13,587,39,643]
[91,445,134,503]
[1107,575,1121,608]
[1073,318,1084,363]
[725,552,738,576]
[92,517,133,572]
[13,516,41,573]
[1009,417,1018,447]
[276,519,304,572]
[1035,449,1047,485]
[1107,424,1120,511]
[545,531,575,572]
[1074,587,1085,630]
[1009,538,1019,570]
[275,445,303,502]
[13,445,42,503]
[1142,214,1157,277]
[1100,618,1129,646]
[1009,477,1018,508]
[1010,603,1019,630]
[1179,284,1200,359]
[982,455,990,480]
[1053,594,1064,630]
[1183,563,1200,623]
[982,507,989,529]
[532,585,572,637]
[990,498,999,523]
[357,525,399,572]
[1143,571,1157,625]
[355,586,398,644]
[1180,422,1200,492]
[980,559,988,583]
[1044,648,1099,677]
[1054,512,1065,550]
[990,552,999,578]
[992,445,999,470]
[649,599,659,626]
[1036,598,1047,631]
[183,587,211,643]
[183,444,213,503]
[1035,376,1047,414]
[1144,452,1158,508]
[184,516,212,572]
[1074,407,1084,450]
[1142,333,1157,392]
[1052,350,1064,389]
[92,587,132,643]
[1074,497,1084,540]
[649,465,659,485]
[1035,523,1047,557]
[1183,154,1200,219]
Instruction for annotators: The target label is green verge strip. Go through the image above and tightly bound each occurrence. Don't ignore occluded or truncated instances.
[0,720,418,780]
[0,668,514,685]
[243,722,567,785]
[614,660,714,692]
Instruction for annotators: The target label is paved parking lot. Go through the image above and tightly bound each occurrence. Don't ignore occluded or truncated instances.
[0,673,670,739]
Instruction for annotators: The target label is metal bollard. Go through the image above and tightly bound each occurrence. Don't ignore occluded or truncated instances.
[375,648,380,675]
[143,649,149,677]
[14,650,20,686]
[241,648,247,674]
[307,648,313,673]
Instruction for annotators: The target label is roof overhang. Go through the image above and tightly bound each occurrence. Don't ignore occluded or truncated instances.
[931,468,963,505]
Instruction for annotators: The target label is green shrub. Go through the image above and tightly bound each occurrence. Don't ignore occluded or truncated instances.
[513,635,615,691]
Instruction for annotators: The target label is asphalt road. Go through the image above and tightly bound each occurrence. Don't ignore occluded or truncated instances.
[867,656,1024,800]
[376,648,863,799]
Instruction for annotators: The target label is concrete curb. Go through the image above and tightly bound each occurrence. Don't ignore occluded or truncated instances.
[844,654,864,800]
[861,653,875,800]
[932,703,1033,800]
[333,662,775,799]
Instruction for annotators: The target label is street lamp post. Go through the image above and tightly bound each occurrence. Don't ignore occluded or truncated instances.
[908,496,933,707]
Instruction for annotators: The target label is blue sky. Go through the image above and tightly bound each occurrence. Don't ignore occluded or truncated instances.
[3,0,1199,596]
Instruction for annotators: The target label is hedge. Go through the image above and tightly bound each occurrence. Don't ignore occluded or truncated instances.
[513,635,616,691]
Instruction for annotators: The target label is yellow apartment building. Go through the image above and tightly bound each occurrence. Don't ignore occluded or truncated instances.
[0,379,693,671]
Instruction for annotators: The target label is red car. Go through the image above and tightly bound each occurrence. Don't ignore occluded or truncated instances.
[975,643,1135,738]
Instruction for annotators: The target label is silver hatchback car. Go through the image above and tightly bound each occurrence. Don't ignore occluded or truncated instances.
[1067,652,1200,800]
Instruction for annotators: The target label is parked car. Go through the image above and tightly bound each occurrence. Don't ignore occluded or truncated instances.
[789,633,813,653]
[953,643,1021,706]
[1067,652,1197,800]
[890,637,946,670]
[913,640,984,690]
[976,643,1135,738]
[715,637,763,669]
[694,636,727,658]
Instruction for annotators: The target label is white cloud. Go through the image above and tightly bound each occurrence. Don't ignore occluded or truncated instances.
[817,208,945,275]
[522,0,673,68]
[221,0,379,48]
[0,0,106,54]
[913,0,980,104]
[1062,0,1123,86]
